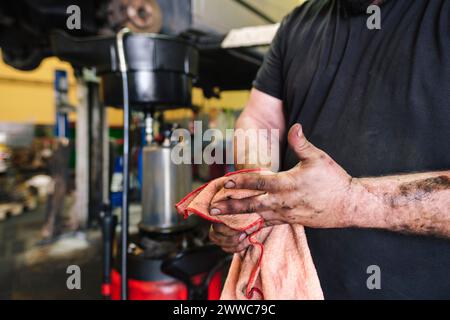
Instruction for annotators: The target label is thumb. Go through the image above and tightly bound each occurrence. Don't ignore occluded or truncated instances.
[288,124,322,161]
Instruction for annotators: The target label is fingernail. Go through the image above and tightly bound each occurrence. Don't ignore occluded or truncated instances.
[239,233,246,241]
[224,180,236,189]
[210,208,221,215]
[297,124,303,137]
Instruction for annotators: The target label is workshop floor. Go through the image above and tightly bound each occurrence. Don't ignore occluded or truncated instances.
[0,204,103,300]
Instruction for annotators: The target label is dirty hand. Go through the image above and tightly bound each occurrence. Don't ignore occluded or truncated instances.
[210,124,357,229]
[208,223,254,253]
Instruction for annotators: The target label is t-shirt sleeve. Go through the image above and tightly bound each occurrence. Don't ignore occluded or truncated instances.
[252,17,289,100]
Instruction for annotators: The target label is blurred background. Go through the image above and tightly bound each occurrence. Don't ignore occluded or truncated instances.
[0,0,302,299]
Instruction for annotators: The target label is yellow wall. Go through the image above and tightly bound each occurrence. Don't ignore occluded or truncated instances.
[165,89,250,121]
[0,53,249,127]
[0,54,78,125]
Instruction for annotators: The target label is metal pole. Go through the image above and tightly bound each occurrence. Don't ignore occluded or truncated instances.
[116,28,131,300]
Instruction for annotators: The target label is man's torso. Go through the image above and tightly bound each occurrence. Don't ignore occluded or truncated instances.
[263,0,450,299]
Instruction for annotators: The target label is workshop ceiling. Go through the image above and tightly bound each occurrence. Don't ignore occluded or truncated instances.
[245,0,305,22]
[191,0,305,35]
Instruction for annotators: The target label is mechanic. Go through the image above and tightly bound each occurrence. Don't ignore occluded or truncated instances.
[208,0,450,299]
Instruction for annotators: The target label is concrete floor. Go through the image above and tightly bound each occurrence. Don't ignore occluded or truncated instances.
[0,204,103,299]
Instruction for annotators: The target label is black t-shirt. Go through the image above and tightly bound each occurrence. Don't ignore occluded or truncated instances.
[254,0,450,299]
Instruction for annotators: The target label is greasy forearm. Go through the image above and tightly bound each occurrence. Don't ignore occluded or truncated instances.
[348,171,450,238]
